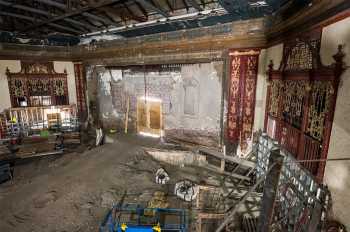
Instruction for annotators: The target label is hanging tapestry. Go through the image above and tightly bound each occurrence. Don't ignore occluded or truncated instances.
[227,56,241,142]
[74,63,87,119]
[227,50,260,152]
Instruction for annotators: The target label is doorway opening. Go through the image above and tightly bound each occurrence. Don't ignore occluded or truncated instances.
[137,96,163,138]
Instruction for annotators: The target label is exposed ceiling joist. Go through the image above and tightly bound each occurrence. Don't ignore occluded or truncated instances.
[100,6,123,22]
[0,11,83,35]
[0,0,48,15]
[36,0,120,27]
[20,0,122,32]
[135,0,169,17]
[82,12,120,26]
[186,0,202,11]
[135,1,148,18]
[0,11,37,22]
[164,0,174,12]
[0,0,97,32]
[35,0,67,10]
[122,4,148,22]
[64,18,98,31]
[48,22,85,34]
[181,0,189,11]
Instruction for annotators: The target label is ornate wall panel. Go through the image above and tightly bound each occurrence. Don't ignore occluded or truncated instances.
[227,50,260,153]
[264,35,345,182]
[282,80,307,129]
[306,81,333,141]
[6,61,69,107]
[282,39,320,71]
[267,80,282,118]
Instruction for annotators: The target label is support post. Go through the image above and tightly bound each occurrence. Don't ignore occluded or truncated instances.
[257,148,283,232]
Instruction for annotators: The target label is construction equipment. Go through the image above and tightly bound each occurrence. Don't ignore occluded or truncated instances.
[100,204,188,232]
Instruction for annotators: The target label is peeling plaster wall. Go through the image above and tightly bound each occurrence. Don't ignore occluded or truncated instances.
[91,62,223,146]
[0,60,77,113]
[321,17,350,230]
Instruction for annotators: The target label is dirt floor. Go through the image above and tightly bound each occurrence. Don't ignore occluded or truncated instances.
[0,134,207,232]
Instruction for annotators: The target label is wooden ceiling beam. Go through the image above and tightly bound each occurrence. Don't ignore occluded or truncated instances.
[35,0,68,10]
[135,1,148,18]
[186,0,202,11]
[100,6,123,22]
[0,0,97,31]
[122,3,148,22]
[164,0,174,12]
[181,0,189,11]
[36,0,117,29]
[135,0,169,17]
[20,0,122,32]
[0,11,82,35]
[82,12,120,26]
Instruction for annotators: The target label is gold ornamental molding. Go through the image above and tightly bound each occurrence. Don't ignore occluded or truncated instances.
[229,50,261,56]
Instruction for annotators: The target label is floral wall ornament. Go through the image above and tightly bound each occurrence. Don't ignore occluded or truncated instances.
[268,80,282,117]
[264,35,346,181]
[6,61,69,107]
[306,81,332,141]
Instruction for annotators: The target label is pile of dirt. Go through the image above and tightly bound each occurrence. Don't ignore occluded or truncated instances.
[0,135,199,232]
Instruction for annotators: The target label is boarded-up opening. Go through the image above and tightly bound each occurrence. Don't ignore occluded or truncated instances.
[137,97,162,137]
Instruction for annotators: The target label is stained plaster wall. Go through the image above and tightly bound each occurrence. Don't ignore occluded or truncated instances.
[90,62,223,146]
[321,16,350,229]
[0,60,77,113]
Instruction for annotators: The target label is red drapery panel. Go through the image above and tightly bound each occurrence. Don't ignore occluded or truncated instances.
[74,62,87,120]
[227,50,260,152]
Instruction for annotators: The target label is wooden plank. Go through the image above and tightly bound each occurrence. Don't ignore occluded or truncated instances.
[199,147,256,169]
[204,164,251,181]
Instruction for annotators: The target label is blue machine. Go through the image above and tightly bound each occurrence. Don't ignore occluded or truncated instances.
[100,204,188,232]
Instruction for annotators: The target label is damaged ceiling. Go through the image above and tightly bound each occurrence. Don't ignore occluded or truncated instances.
[0,0,312,45]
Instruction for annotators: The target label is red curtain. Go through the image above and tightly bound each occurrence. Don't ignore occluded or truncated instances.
[74,63,87,120]
[227,50,259,152]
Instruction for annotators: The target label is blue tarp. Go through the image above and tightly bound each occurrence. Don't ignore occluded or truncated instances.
[117,226,154,232]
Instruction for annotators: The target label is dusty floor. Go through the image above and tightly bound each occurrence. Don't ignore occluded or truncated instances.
[0,134,206,232]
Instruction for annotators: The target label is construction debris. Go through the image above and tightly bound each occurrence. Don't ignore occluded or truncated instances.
[175,180,198,202]
[147,191,169,209]
[155,168,170,185]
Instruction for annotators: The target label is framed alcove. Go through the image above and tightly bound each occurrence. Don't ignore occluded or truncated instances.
[264,33,345,182]
[6,61,69,107]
